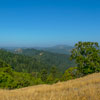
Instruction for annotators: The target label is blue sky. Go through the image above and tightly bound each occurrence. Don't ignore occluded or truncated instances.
[0,0,100,47]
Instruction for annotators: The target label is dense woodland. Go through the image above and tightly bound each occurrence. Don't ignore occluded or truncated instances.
[0,42,100,89]
[7,48,75,72]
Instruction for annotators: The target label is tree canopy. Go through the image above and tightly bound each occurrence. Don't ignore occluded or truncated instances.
[71,42,100,75]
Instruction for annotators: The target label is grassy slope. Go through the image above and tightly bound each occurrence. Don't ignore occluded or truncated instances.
[0,73,100,100]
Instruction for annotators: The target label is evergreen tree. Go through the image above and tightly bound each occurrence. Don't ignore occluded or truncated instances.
[40,69,48,82]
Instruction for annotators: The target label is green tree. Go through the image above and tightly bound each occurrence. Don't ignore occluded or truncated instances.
[0,59,10,68]
[46,74,54,84]
[40,69,48,82]
[62,67,81,81]
[46,66,61,84]
[50,66,58,78]
[70,42,100,75]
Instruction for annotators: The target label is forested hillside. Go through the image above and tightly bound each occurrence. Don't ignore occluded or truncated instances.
[12,48,75,72]
[0,59,44,89]
[0,49,47,73]
[0,50,73,89]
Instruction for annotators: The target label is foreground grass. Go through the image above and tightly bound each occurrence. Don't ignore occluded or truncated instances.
[0,73,100,100]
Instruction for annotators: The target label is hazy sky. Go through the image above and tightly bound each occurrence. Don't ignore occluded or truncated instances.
[0,0,100,47]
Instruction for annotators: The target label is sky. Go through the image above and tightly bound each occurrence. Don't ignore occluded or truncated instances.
[0,0,100,47]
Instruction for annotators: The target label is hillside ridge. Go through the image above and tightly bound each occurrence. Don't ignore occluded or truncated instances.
[0,73,100,100]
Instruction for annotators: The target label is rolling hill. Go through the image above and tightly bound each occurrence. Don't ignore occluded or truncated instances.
[0,73,100,100]
[0,49,75,73]
[13,48,75,72]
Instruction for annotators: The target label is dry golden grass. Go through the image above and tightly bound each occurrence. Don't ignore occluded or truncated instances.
[0,73,100,100]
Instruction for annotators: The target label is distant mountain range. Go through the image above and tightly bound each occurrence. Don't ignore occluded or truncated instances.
[34,45,73,54]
